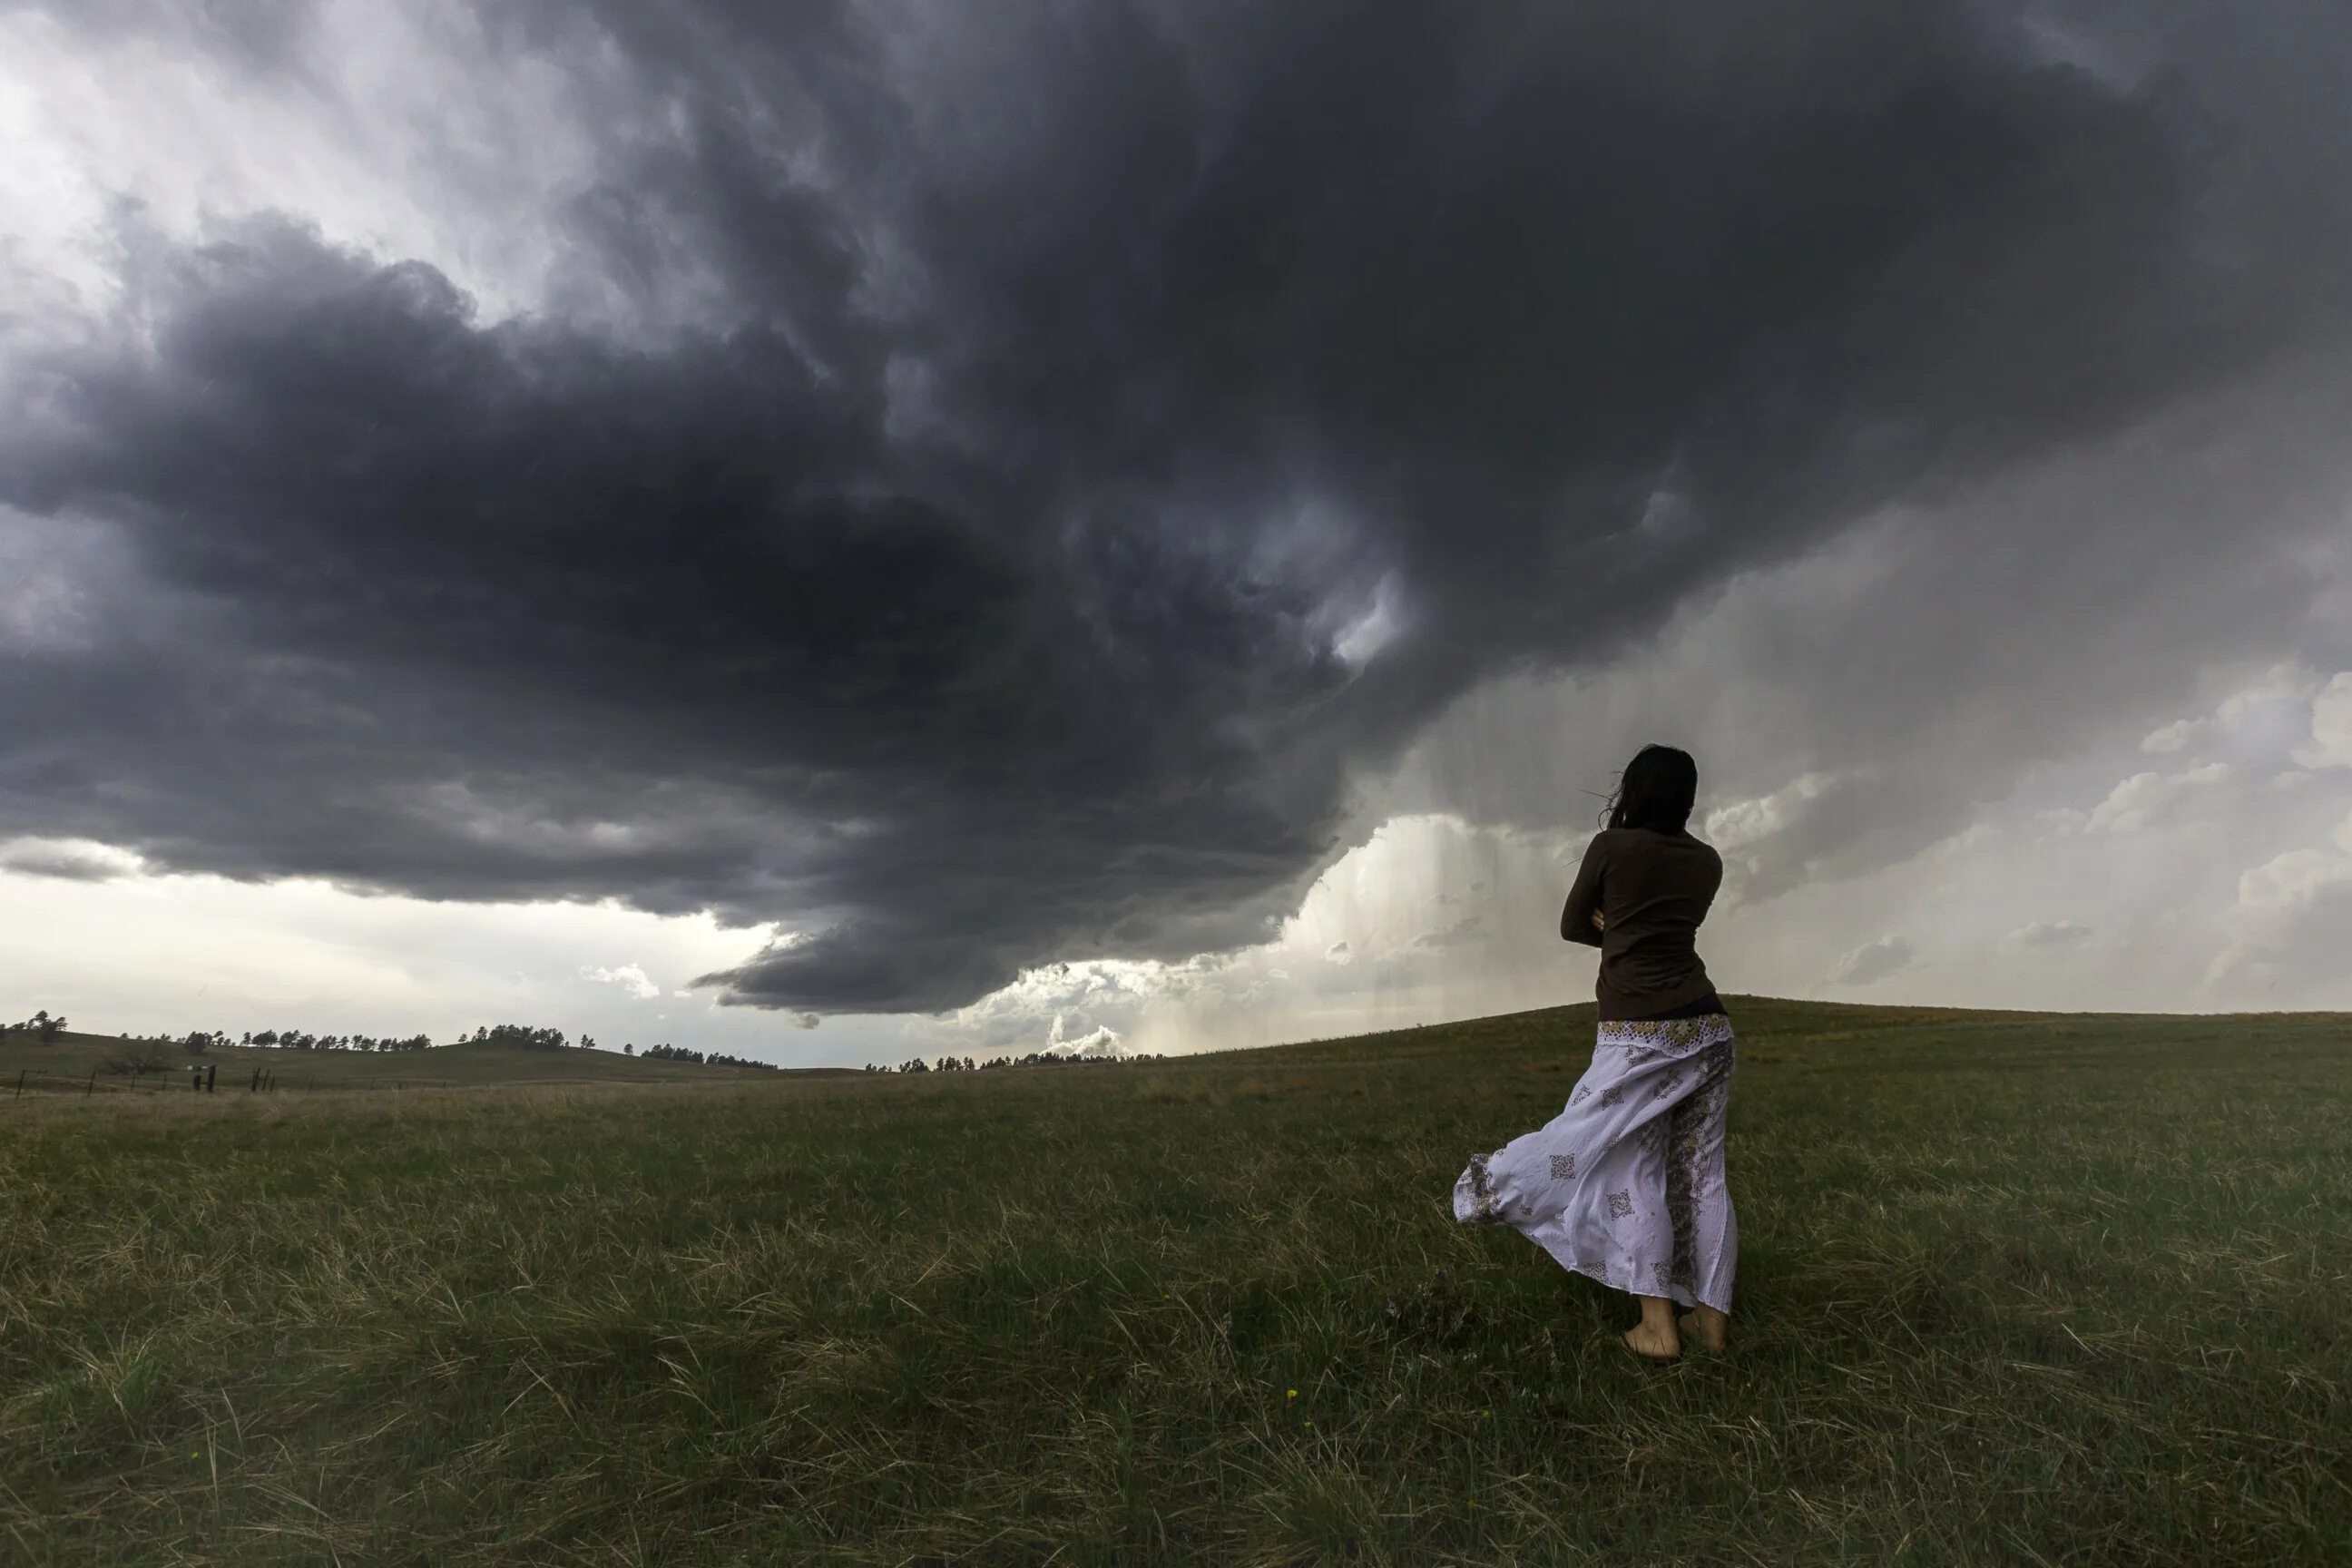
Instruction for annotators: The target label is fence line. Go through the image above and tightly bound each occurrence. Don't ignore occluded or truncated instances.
[1,1068,462,1100]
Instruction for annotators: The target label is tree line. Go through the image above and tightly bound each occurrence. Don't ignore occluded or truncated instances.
[13,1001,1148,1078]
[241,1029,436,1053]
[639,1043,779,1071]
[866,1049,1163,1073]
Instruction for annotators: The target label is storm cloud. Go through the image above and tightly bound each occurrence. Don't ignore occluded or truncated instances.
[5,0,2350,1015]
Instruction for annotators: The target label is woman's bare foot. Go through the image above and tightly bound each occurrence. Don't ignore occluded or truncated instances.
[1622,1320,1681,1360]
[1677,1306,1729,1353]
[1622,1295,1681,1360]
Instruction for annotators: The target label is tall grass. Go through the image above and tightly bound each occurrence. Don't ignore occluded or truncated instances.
[2,998,2346,1564]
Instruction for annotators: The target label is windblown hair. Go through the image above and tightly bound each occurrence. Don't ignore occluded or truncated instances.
[1602,744,1699,835]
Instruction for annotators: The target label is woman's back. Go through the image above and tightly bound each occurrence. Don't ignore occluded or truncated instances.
[1562,827,1722,1020]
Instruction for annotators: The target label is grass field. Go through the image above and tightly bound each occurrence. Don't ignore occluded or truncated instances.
[3,996,2347,1565]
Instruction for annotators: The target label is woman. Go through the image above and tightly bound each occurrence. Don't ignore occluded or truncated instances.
[1453,743,1737,1361]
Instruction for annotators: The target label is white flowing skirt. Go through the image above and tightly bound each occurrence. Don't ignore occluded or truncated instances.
[1453,1013,1739,1313]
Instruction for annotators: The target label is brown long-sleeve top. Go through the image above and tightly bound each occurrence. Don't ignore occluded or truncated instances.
[1560,827,1724,1021]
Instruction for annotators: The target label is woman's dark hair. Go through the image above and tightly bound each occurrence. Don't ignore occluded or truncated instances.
[1602,744,1699,834]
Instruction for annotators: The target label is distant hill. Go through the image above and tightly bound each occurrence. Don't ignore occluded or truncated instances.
[8,993,2346,1099]
[1167,991,2352,1073]
[0,1028,860,1094]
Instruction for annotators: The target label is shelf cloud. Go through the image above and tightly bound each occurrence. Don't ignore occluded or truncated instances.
[5,1,2351,1018]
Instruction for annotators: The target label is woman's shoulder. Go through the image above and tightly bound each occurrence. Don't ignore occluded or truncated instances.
[1592,827,1721,867]
[1585,827,1637,858]
[1615,825,1714,848]
[1642,827,1722,868]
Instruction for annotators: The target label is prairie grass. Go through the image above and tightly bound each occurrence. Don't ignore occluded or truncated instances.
[2,996,2347,1564]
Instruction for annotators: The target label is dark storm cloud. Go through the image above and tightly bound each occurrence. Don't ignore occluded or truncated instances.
[4,0,2347,1012]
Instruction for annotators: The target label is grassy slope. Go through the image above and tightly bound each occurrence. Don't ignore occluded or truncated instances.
[2,996,2347,1566]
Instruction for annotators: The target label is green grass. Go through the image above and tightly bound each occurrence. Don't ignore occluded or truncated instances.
[2,996,2347,1565]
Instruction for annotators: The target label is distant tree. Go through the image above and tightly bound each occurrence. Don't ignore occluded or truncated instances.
[39,1012,65,1043]
[623,1042,634,1056]
[102,1038,172,1076]
[6,1008,44,1040]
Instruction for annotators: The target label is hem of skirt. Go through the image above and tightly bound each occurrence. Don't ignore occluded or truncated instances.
[1453,1171,1737,1314]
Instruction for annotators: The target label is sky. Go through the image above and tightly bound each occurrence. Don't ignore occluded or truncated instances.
[4,0,2351,1067]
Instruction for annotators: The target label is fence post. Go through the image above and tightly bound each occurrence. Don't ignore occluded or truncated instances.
[14,1070,22,1099]
[85,1070,96,1097]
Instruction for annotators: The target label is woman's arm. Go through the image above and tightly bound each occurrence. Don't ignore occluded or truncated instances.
[1560,834,1605,946]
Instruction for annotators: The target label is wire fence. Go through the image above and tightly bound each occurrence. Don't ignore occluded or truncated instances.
[5,1066,460,1100]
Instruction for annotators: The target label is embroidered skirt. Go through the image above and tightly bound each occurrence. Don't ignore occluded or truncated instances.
[1453,1013,1738,1313]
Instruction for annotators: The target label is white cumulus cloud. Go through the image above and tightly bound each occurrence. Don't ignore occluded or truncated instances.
[2204,809,2352,1000]
[2004,919,2092,949]
[2293,671,2352,769]
[2085,762,2236,832]
[2216,662,2326,728]
[1702,770,1838,853]
[2139,718,2212,755]
[581,963,661,1000]
[1046,1013,1125,1059]
[1826,935,1914,987]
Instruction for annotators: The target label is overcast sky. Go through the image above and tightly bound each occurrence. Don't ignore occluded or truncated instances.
[4,0,2351,1066]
